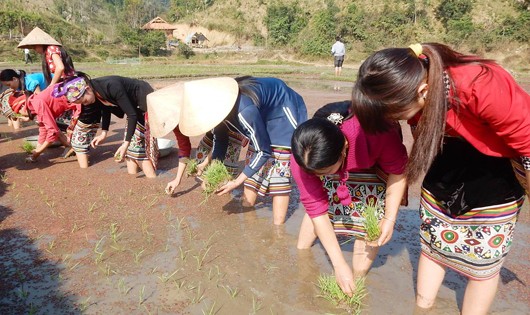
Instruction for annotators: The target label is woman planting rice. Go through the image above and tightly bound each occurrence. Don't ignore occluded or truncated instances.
[352,42,530,314]
[291,101,408,296]
[1,69,48,129]
[177,76,308,225]
[53,73,157,176]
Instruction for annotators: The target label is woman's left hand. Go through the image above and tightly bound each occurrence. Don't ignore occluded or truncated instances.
[216,180,239,196]
[376,217,396,246]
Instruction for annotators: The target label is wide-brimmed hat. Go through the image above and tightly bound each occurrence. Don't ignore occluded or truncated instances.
[146,82,185,138]
[18,27,62,49]
[147,77,239,138]
[179,77,239,137]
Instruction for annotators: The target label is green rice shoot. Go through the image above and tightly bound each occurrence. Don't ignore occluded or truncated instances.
[317,274,367,314]
[21,141,35,154]
[201,160,232,201]
[186,159,199,177]
[363,199,382,242]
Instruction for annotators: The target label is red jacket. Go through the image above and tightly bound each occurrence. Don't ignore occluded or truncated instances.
[411,63,530,158]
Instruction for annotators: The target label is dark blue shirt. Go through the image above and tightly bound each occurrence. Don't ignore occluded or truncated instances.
[212,77,307,177]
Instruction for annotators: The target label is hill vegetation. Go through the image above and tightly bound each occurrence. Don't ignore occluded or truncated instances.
[0,0,529,69]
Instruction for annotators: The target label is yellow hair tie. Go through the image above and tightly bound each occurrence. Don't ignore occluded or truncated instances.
[409,43,423,57]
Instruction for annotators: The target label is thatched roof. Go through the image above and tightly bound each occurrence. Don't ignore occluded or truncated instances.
[141,17,177,30]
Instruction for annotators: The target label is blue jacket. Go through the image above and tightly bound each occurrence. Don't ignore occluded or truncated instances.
[212,77,307,177]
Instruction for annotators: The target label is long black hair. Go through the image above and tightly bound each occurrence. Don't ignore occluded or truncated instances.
[291,101,349,173]
[235,75,260,106]
[41,45,75,84]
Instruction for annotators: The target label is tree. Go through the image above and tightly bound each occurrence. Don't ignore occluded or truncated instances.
[265,2,307,47]
[297,8,335,56]
[435,0,474,29]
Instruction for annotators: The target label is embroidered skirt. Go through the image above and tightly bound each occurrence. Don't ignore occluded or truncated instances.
[323,169,386,238]
[55,109,73,132]
[125,120,159,170]
[196,131,248,177]
[71,121,99,153]
[420,157,525,280]
[244,147,292,196]
[1,89,15,119]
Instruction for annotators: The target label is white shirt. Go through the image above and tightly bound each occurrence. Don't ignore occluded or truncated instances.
[331,41,345,57]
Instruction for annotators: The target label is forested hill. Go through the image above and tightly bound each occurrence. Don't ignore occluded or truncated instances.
[1,0,529,65]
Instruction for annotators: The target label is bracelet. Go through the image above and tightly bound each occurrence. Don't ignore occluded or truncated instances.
[383,216,396,224]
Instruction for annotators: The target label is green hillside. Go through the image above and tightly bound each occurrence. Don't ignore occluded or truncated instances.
[1,0,529,68]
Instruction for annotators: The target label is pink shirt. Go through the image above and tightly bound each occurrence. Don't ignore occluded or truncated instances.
[27,86,77,143]
[291,116,408,218]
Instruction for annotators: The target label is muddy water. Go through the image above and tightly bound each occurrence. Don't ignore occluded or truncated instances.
[0,78,529,314]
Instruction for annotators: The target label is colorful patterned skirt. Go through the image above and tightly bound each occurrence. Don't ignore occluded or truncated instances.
[55,109,73,132]
[243,146,292,196]
[71,121,99,154]
[195,131,248,177]
[125,120,159,170]
[0,89,15,119]
[323,169,386,238]
[419,157,525,280]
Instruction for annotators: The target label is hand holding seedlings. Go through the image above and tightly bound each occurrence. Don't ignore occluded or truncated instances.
[114,143,128,162]
[363,199,382,245]
[186,159,199,177]
[21,141,36,154]
[201,160,232,201]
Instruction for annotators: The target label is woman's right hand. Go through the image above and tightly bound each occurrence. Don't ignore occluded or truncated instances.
[114,142,128,162]
[197,159,209,176]
[165,180,179,195]
[334,261,355,297]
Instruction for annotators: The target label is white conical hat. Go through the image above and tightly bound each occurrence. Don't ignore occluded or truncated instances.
[18,27,62,49]
[179,77,239,137]
[146,82,185,138]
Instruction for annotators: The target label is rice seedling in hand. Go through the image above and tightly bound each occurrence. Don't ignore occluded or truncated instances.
[186,159,199,177]
[21,141,35,154]
[363,199,382,242]
[201,160,232,201]
[317,274,367,314]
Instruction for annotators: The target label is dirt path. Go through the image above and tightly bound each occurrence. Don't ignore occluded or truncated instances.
[0,80,528,314]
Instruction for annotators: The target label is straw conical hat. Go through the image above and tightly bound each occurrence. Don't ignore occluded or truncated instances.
[147,82,185,138]
[18,27,62,49]
[178,77,239,137]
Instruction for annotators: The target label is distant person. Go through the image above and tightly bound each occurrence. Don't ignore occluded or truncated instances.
[331,36,345,77]
[24,48,32,64]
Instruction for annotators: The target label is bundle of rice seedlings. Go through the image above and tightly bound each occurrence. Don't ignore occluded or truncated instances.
[21,141,35,154]
[114,152,122,161]
[317,274,367,314]
[201,159,232,201]
[186,159,199,177]
[363,199,382,242]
